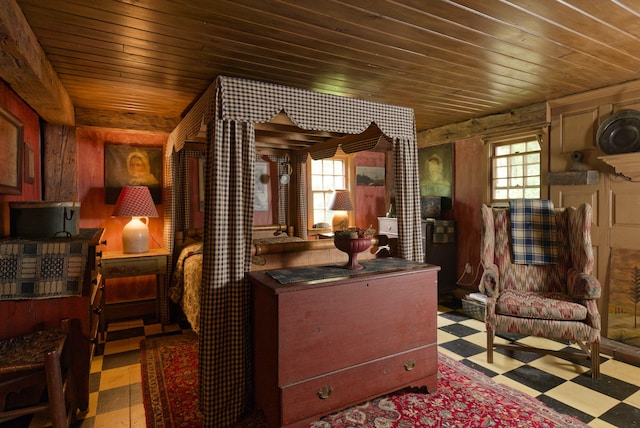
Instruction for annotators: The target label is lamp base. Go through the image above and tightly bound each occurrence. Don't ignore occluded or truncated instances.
[122,216,150,253]
[332,211,348,231]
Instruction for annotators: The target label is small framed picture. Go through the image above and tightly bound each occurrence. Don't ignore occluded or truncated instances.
[356,166,385,186]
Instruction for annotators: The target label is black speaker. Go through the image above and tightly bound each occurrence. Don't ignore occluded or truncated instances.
[596,110,640,155]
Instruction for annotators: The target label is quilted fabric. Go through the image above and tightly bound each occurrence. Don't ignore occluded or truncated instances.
[495,290,588,320]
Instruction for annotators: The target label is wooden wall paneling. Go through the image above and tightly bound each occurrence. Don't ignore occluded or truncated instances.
[609,179,640,250]
[43,124,78,202]
[551,108,600,172]
[550,101,609,331]
[451,137,485,294]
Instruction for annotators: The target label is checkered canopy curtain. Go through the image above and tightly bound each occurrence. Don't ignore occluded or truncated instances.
[169,75,423,427]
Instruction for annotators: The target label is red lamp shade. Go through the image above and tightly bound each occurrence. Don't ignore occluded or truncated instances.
[112,186,158,253]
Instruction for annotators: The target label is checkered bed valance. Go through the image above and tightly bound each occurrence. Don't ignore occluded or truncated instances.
[0,240,88,300]
[166,76,416,154]
[509,199,558,265]
[217,76,416,139]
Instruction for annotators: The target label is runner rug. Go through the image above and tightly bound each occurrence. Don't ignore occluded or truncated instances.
[141,332,588,428]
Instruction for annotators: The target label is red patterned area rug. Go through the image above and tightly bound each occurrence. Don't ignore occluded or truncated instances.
[141,333,588,428]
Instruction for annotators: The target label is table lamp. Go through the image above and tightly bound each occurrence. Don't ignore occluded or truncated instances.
[112,186,159,253]
[328,189,353,231]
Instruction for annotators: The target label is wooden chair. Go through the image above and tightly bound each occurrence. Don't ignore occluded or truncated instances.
[0,318,77,427]
[480,202,601,378]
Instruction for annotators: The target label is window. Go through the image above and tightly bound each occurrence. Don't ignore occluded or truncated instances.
[491,137,541,203]
[308,154,350,227]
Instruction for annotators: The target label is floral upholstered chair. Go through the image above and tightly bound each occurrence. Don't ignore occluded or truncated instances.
[479,201,601,378]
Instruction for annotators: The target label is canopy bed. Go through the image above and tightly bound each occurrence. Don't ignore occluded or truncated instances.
[164,75,422,427]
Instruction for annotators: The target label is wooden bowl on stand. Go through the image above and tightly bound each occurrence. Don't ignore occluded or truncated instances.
[333,237,372,270]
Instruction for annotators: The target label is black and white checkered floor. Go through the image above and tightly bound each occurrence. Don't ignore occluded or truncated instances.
[4,305,640,427]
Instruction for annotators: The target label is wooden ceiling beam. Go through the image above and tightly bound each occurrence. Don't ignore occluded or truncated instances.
[75,107,179,133]
[0,0,74,125]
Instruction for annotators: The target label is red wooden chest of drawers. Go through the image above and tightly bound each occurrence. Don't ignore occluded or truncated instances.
[248,260,439,428]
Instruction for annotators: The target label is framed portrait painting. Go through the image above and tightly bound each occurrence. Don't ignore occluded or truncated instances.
[0,106,23,195]
[418,143,453,210]
[105,143,163,204]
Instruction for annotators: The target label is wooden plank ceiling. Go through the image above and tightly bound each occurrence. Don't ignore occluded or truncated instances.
[9,0,640,150]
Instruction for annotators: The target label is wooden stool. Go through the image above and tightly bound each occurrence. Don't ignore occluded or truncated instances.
[0,319,76,427]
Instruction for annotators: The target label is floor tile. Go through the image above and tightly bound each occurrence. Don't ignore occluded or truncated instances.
[502,364,567,393]
[438,337,485,357]
[439,322,480,338]
[544,382,620,417]
[572,372,639,401]
[102,349,141,370]
[527,354,590,380]
[535,394,593,424]
[597,402,640,427]
[492,374,541,397]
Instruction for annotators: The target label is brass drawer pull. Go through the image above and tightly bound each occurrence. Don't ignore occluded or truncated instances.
[404,360,416,371]
[317,386,333,400]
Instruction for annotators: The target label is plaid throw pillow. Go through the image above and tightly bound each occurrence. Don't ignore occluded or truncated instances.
[509,199,558,265]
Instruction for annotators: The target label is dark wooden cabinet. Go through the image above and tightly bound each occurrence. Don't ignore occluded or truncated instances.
[424,220,456,303]
[249,260,439,428]
[0,228,104,411]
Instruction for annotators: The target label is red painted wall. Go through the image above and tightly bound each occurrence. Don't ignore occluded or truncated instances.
[450,138,484,294]
[0,81,42,236]
[76,126,169,304]
[354,151,386,230]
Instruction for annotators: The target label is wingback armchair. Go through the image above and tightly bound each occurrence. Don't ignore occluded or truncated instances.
[479,202,601,378]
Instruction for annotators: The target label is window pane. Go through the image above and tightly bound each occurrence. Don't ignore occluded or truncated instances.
[495,146,511,156]
[495,166,508,178]
[313,192,325,208]
[526,153,540,163]
[524,188,540,198]
[490,137,541,205]
[311,175,324,190]
[526,176,540,186]
[334,161,344,175]
[322,161,334,174]
[510,177,523,187]
[495,189,508,199]
[509,188,523,199]
[526,164,539,176]
[511,143,526,153]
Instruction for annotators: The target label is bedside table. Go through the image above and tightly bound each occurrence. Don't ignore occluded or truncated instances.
[101,248,170,333]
